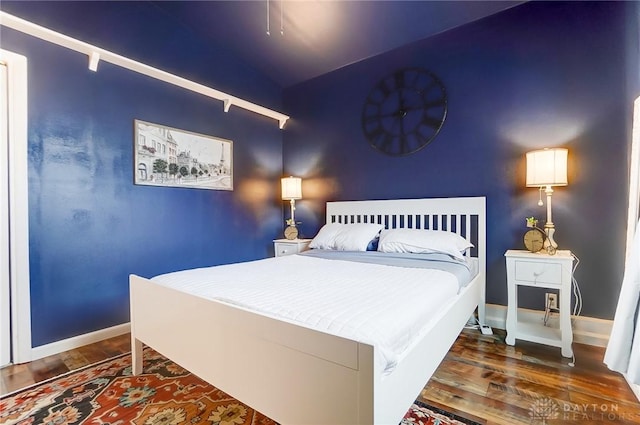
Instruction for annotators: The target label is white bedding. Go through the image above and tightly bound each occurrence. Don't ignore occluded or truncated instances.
[151,254,460,374]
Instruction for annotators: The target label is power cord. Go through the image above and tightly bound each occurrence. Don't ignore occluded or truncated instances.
[464,314,480,330]
[571,253,582,318]
[542,252,580,368]
[543,296,552,326]
[568,253,581,368]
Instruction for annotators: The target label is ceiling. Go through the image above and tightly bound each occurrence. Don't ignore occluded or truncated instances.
[151,1,525,88]
[1,1,525,89]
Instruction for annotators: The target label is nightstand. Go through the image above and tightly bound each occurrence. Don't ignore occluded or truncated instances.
[504,249,575,357]
[273,239,311,257]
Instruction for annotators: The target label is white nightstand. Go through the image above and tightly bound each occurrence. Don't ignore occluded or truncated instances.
[273,239,312,257]
[504,249,575,357]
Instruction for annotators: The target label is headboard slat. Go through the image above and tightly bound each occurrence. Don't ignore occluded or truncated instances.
[326,197,486,262]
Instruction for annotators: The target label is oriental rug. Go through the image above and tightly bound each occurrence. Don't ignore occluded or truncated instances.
[1,348,479,425]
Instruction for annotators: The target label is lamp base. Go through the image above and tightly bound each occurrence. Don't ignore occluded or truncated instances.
[544,225,558,255]
[288,199,296,226]
[542,185,558,255]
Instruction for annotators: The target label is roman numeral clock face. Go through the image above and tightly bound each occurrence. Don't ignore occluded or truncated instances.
[362,68,447,156]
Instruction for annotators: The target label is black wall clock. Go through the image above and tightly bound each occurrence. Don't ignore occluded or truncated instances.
[361,68,447,156]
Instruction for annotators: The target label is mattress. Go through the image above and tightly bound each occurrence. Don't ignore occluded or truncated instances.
[151,252,474,374]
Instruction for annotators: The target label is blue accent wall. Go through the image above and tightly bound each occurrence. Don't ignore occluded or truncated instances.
[1,2,284,346]
[1,0,638,349]
[283,1,639,319]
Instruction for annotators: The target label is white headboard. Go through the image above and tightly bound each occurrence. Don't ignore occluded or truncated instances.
[326,197,486,261]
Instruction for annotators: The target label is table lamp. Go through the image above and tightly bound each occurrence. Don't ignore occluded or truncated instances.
[281,176,302,226]
[526,148,568,253]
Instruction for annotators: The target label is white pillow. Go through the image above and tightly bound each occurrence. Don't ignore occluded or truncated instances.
[377,228,473,261]
[308,223,343,250]
[309,223,384,251]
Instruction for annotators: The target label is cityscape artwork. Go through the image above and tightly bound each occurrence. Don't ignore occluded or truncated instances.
[134,120,233,190]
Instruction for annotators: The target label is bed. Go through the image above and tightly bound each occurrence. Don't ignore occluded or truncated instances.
[129,196,486,425]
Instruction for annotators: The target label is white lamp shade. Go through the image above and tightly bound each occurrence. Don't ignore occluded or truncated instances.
[281,176,302,200]
[526,148,568,187]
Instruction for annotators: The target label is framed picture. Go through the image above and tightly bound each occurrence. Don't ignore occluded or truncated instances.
[134,120,233,191]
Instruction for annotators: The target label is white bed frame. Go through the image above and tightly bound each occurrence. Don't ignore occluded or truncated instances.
[129,196,486,425]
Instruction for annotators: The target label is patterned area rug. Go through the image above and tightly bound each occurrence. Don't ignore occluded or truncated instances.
[1,348,479,425]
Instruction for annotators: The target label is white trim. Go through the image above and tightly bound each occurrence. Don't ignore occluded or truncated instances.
[625,376,640,402]
[484,303,612,347]
[627,96,640,259]
[0,11,290,129]
[30,322,130,361]
[0,61,9,367]
[0,49,31,364]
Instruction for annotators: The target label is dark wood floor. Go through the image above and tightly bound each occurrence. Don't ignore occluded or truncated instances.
[419,329,640,424]
[2,329,639,424]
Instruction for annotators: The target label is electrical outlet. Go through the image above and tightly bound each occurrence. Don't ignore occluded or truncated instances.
[545,293,558,310]
[480,325,493,335]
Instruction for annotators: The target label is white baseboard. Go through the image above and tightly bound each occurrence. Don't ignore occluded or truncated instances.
[29,322,130,362]
[625,377,640,402]
[484,303,612,347]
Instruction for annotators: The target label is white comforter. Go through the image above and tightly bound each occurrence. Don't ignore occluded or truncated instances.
[152,254,460,374]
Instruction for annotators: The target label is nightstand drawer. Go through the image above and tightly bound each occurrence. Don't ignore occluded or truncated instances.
[514,260,562,286]
[273,239,311,257]
[274,243,299,257]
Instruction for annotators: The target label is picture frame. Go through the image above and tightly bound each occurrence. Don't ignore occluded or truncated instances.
[134,120,233,191]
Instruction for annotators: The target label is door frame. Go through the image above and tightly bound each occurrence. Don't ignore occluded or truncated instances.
[627,96,640,260]
[1,59,10,366]
[0,49,31,364]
